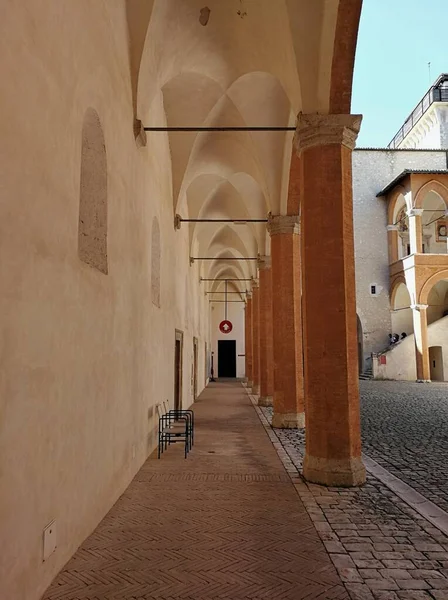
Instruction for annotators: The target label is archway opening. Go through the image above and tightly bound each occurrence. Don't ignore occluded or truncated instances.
[391,283,413,338]
[420,191,447,254]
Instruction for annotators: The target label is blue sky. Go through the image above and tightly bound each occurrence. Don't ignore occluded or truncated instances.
[352,0,448,147]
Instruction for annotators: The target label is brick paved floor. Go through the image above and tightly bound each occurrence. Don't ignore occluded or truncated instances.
[42,381,348,600]
[256,381,448,600]
[360,381,448,513]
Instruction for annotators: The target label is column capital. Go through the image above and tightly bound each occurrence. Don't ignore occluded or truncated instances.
[407,208,424,217]
[251,279,259,290]
[268,214,300,236]
[246,291,252,300]
[411,303,428,311]
[257,255,272,270]
[294,113,362,153]
[387,224,399,232]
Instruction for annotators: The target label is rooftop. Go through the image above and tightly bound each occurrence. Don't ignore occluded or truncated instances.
[388,73,448,150]
[376,169,448,197]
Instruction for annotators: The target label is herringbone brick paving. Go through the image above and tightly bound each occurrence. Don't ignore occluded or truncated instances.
[42,381,348,599]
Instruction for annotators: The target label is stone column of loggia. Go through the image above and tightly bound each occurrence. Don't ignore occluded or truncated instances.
[412,303,431,382]
[297,113,366,487]
[251,281,261,395]
[268,215,305,428]
[245,292,253,386]
[258,256,274,407]
[407,208,424,254]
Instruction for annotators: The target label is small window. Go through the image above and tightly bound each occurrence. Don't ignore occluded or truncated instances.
[370,284,380,297]
[370,285,376,295]
[406,243,411,256]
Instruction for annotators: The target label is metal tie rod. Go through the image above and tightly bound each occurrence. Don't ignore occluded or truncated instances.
[200,278,253,281]
[145,126,296,132]
[191,257,258,260]
[206,291,246,294]
[210,300,245,303]
[177,217,268,223]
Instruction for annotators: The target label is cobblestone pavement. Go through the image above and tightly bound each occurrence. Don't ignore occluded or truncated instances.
[43,382,347,600]
[360,381,448,513]
[256,391,448,600]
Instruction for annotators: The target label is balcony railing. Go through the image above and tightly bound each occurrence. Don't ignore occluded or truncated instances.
[388,75,448,149]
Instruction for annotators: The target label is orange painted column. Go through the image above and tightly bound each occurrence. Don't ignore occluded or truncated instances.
[251,281,260,395]
[387,225,399,263]
[258,256,274,407]
[245,293,253,387]
[298,113,366,487]
[412,304,431,381]
[268,215,305,428]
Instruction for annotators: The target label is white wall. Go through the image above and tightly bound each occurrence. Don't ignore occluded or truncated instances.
[373,315,448,381]
[0,4,209,599]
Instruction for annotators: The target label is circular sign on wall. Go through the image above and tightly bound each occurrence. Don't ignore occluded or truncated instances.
[219,320,233,334]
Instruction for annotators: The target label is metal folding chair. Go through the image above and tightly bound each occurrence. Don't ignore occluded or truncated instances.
[157,403,191,459]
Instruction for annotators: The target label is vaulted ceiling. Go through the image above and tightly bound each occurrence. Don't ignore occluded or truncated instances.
[127,0,362,295]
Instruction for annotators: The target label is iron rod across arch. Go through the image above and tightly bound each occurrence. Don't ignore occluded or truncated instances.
[177,218,268,223]
[192,257,258,260]
[144,126,296,132]
[200,278,253,281]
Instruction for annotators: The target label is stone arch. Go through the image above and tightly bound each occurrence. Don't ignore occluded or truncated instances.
[126,0,155,116]
[78,108,108,274]
[387,186,407,225]
[151,217,161,307]
[391,280,414,336]
[414,180,448,210]
[420,269,448,305]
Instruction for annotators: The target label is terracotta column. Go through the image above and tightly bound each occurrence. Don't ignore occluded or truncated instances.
[245,293,253,387]
[251,281,260,395]
[268,215,305,428]
[387,225,399,263]
[407,208,423,254]
[412,304,431,381]
[298,113,366,487]
[258,256,274,407]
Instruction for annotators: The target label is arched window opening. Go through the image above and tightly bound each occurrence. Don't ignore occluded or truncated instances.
[78,108,108,274]
[151,217,161,307]
[391,283,413,337]
[420,191,447,255]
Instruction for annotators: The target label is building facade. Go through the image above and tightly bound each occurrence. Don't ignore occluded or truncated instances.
[353,74,448,380]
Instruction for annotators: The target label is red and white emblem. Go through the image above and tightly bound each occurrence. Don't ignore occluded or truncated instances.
[219,320,233,334]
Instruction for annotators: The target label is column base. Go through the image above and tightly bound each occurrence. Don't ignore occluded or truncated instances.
[416,379,431,383]
[252,384,260,396]
[303,454,366,487]
[272,412,305,429]
[258,396,273,407]
[247,380,253,389]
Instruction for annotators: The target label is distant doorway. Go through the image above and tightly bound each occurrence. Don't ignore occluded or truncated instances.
[429,346,444,381]
[218,340,236,378]
[193,337,198,400]
[357,315,363,375]
[174,330,183,410]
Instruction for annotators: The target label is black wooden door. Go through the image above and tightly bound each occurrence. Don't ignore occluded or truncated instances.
[218,340,236,377]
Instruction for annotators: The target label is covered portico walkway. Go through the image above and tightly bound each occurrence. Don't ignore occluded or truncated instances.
[42,382,347,600]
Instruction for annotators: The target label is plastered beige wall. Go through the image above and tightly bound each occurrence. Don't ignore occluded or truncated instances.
[0,3,209,599]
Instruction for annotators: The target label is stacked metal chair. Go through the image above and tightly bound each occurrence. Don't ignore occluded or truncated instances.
[157,401,194,459]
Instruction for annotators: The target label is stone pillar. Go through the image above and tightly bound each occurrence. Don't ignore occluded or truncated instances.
[407,208,424,254]
[297,113,366,487]
[387,225,399,263]
[411,304,431,382]
[251,281,260,395]
[245,293,253,386]
[268,215,305,428]
[258,256,274,407]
